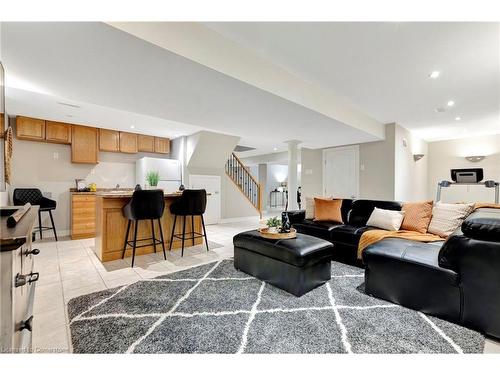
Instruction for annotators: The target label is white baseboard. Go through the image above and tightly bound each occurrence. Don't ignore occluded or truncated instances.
[33,229,71,240]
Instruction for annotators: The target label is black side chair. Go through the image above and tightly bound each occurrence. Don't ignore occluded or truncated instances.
[169,189,209,257]
[13,188,58,241]
[121,189,166,267]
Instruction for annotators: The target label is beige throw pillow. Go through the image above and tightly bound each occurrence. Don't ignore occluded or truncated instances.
[305,197,315,220]
[427,202,474,238]
[366,208,405,231]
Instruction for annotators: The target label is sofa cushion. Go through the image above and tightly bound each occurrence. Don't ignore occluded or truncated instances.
[293,219,342,240]
[330,225,374,246]
[364,238,448,272]
[348,199,402,227]
[461,216,500,242]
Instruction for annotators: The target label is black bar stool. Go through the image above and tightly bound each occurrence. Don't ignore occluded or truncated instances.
[121,189,166,267]
[169,189,209,257]
[13,188,58,241]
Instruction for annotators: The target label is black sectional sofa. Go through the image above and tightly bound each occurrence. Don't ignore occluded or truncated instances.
[288,199,500,340]
[288,199,403,266]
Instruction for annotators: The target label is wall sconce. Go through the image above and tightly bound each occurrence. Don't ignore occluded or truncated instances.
[465,155,485,163]
[413,154,425,161]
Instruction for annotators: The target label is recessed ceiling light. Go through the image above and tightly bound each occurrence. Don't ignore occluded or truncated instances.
[429,71,440,79]
[455,116,461,121]
[447,100,455,107]
[273,147,278,151]
[130,125,135,129]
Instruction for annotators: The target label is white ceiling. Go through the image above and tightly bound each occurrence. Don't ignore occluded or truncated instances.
[205,22,500,141]
[2,22,379,156]
[2,22,498,159]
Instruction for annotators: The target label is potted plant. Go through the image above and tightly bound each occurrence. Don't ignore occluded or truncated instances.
[266,216,282,233]
[146,171,160,188]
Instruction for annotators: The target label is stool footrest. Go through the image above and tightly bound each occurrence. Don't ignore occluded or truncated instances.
[125,237,163,250]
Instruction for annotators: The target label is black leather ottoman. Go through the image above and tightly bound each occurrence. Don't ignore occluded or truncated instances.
[233,230,333,296]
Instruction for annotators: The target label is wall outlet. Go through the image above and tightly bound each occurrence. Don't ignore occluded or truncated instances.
[305,169,313,175]
[360,164,365,171]
[53,152,59,160]
[43,192,52,198]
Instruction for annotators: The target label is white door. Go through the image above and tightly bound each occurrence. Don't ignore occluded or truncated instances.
[189,175,221,225]
[323,146,359,199]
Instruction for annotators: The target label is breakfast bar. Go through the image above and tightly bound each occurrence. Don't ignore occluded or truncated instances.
[94,191,203,262]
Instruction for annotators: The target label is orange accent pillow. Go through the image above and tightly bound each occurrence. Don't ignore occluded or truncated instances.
[313,198,343,223]
[400,200,433,234]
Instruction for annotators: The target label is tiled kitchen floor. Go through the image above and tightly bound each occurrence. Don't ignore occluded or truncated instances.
[31,217,500,354]
[32,218,258,353]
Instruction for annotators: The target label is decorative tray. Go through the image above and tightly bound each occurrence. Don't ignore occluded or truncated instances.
[258,227,297,240]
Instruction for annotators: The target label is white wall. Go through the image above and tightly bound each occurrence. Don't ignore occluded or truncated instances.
[394,124,428,201]
[300,123,429,202]
[428,134,500,203]
[300,147,323,198]
[358,123,395,200]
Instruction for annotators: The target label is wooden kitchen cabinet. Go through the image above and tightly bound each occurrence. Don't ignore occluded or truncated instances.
[138,134,155,152]
[71,194,96,239]
[154,137,170,154]
[71,125,98,164]
[119,132,138,153]
[99,128,120,152]
[45,121,72,144]
[16,116,45,141]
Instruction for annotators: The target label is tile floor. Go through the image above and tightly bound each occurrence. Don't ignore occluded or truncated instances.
[31,218,258,353]
[30,217,500,354]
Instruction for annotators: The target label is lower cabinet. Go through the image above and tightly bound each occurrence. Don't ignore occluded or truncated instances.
[71,194,96,239]
[0,235,39,353]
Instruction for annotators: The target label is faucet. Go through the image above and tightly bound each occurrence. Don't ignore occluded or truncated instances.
[115,184,120,190]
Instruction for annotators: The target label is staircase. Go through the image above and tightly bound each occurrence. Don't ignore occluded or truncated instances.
[225,152,263,218]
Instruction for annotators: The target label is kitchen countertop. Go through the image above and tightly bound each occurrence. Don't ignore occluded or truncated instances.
[70,188,134,195]
[96,191,183,198]
[0,205,39,252]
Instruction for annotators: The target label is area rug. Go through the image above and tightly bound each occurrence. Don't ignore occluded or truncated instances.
[67,259,484,353]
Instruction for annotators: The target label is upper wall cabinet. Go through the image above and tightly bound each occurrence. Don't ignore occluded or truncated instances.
[45,121,72,144]
[154,137,170,154]
[119,132,138,153]
[138,134,155,153]
[72,125,98,164]
[16,116,46,141]
[99,129,120,152]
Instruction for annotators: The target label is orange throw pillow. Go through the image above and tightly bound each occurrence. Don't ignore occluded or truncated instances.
[400,200,433,234]
[313,198,343,223]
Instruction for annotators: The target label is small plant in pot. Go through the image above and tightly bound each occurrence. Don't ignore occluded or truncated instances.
[266,216,282,233]
[146,171,160,188]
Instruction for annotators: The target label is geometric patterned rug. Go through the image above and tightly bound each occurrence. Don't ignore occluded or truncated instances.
[68,259,484,353]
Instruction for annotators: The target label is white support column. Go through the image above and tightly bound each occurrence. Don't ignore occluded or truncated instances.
[286,140,301,210]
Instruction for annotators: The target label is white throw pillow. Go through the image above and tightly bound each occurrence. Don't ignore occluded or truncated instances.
[305,197,315,219]
[366,208,405,231]
[428,202,474,237]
